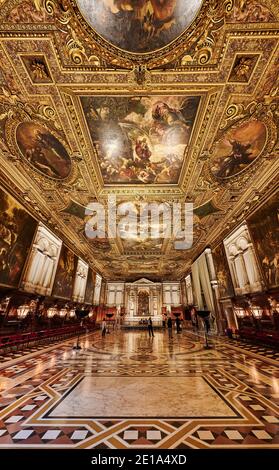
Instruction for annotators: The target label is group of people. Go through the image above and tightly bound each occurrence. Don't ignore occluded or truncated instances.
[100,315,184,339]
[148,315,182,339]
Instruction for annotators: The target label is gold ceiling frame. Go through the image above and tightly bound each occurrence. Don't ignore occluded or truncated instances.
[70,0,210,64]
[8,0,236,70]
[62,85,222,199]
[0,0,278,281]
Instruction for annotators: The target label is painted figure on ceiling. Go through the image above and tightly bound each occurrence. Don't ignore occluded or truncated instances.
[16,122,72,180]
[113,0,176,21]
[211,119,267,179]
[215,140,253,178]
[151,100,190,144]
[81,95,200,184]
[135,138,152,164]
[76,0,203,52]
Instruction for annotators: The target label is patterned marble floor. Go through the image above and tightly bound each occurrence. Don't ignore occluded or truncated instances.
[0,329,278,448]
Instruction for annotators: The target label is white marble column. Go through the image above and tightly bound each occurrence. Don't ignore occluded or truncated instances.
[150,289,153,315]
[205,248,217,282]
[234,252,249,290]
[229,257,239,288]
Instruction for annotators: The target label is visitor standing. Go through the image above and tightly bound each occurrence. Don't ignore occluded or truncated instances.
[101,318,106,337]
[167,316,173,339]
[148,316,154,338]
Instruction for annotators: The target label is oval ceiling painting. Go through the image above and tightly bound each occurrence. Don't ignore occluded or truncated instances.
[75,0,203,53]
[211,120,267,179]
[16,122,72,180]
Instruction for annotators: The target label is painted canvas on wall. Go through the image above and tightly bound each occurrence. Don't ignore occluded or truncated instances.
[138,290,150,315]
[0,188,37,288]
[76,0,203,53]
[52,245,77,299]
[248,193,279,288]
[212,243,234,298]
[84,268,95,304]
[80,95,201,184]
[211,120,267,179]
[16,122,72,180]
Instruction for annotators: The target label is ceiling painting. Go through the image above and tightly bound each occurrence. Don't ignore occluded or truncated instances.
[210,120,267,179]
[0,0,277,280]
[228,54,259,83]
[80,95,201,185]
[16,121,72,180]
[75,0,203,53]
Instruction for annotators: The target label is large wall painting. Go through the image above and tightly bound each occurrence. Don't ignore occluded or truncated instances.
[212,243,234,299]
[0,188,37,288]
[80,95,201,184]
[75,0,203,53]
[84,268,95,304]
[248,193,279,288]
[211,120,267,179]
[16,121,72,180]
[138,290,150,316]
[52,245,77,299]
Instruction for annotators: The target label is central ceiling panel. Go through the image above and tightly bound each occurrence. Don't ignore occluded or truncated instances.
[80,95,201,185]
[75,0,203,53]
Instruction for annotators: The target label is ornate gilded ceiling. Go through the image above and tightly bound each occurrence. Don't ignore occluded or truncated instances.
[0,0,278,281]
[74,0,203,53]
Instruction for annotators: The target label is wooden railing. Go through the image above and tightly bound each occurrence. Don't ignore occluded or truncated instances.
[0,324,97,353]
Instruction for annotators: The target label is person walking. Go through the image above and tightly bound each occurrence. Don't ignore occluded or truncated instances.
[167,316,173,339]
[148,316,154,338]
[101,318,106,337]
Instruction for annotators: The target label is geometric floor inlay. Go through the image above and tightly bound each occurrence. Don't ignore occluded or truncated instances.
[0,329,278,448]
[48,376,237,418]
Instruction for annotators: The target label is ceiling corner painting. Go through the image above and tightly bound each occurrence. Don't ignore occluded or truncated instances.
[75,0,203,53]
[210,119,267,179]
[52,245,78,300]
[80,95,201,184]
[0,188,37,288]
[248,193,279,289]
[15,122,72,180]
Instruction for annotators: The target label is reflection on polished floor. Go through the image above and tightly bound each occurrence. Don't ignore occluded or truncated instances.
[0,330,279,448]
